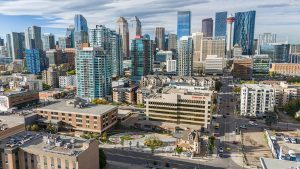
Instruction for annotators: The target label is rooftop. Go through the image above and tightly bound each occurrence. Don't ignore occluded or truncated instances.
[36,101,117,116]
[260,157,300,169]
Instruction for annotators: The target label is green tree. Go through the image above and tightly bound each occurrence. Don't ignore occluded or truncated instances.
[92,98,109,105]
[265,111,278,126]
[42,83,51,90]
[30,124,39,131]
[144,136,163,154]
[99,149,107,169]
[234,86,241,94]
[175,147,183,156]
[215,81,223,91]
[208,136,215,152]
[46,122,57,133]
[67,69,76,75]
[101,132,107,142]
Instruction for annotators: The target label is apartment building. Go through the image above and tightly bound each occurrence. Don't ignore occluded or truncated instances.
[145,88,214,129]
[59,75,77,88]
[112,86,138,104]
[36,99,117,133]
[270,63,300,76]
[0,132,99,169]
[240,84,275,117]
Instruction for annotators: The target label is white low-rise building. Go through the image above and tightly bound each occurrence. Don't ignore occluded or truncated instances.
[59,75,76,88]
[240,84,275,117]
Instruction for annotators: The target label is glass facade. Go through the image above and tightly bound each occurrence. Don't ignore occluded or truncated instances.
[74,14,88,49]
[252,55,271,76]
[177,11,191,40]
[25,49,47,74]
[177,36,193,76]
[233,11,256,55]
[260,44,290,63]
[202,18,213,37]
[215,12,227,37]
[131,35,153,76]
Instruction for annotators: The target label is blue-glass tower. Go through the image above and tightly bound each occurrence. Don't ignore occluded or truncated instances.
[74,14,89,49]
[215,12,227,37]
[233,11,256,55]
[74,14,88,32]
[25,49,47,74]
[177,11,191,40]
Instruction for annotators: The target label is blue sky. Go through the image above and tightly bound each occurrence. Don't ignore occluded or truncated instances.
[0,0,300,43]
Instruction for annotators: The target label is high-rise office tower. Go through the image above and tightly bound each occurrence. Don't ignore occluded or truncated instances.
[215,12,228,37]
[177,36,193,76]
[260,43,290,63]
[0,37,4,46]
[74,14,89,49]
[257,33,276,54]
[131,35,153,76]
[164,34,169,50]
[42,33,55,51]
[6,34,12,58]
[129,16,142,42]
[233,11,256,55]
[76,47,112,99]
[24,26,42,50]
[202,18,213,37]
[66,25,75,48]
[89,25,123,77]
[58,37,67,51]
[116,17,129,59]
[25,49,47,74]
[46,49,63,66]
[177,11,191,40]
[9,32,25,60]
[226,16,235,56]
[192,32,204,74]
[168,34,177,52]
[155,27,165,50]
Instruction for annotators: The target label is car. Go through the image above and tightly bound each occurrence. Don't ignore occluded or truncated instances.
[240,125,247,129]
[291,138,297,144]
[284,138,290,143]
[219,147,224,153]
[226,112,230,115]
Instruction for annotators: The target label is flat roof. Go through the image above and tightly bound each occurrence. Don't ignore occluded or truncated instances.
[260,158,300,169]
[36,101,117,116]
[0,114,25,128]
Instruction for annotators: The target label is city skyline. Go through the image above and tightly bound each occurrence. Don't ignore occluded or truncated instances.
[0,0,300,43]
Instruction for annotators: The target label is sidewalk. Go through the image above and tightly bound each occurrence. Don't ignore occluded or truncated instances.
[106,160,145,169]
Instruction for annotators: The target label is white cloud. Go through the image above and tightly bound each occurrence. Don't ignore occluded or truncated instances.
[0,0,300,42]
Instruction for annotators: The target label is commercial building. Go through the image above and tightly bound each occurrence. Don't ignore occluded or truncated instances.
[252,54,271,76]
[46,49,63,66]
[0,37,3,46]
[177,11,191,39]
[74,14,89,49]
[177,36,193,76]
[116,17,129,59]
[76,47,112,99]
[43,67,66,88]
[202,18,213,37]
[36,100,117,133]
[112,86,138,104]
[168,34,177,52]
[129,16,142,43]
[232,58,252,80]
[0,91,39,111]
[145,87,214,129]
[166,59,177,72]
[240,84,275,117]
[0,132,99,169]
[289,53,300,64]
[257,33,276,54]
[155,27,165,50]
[260,43,290,63]
[233,11,256,55]
[131,35,153,76]
[24,26,42,50]
[7,32,25,60]
[155,50,172,63]
[42,33,55,51]
[25,49,47,74]
[64,48,76,67]
[204,55,224,75]
[66,25,75,48]
[58,37,67,51]
[192,32,204,74]
[59,75,77,88]
[289,44,300,54]
[270,63,300,76]
[215,12,227,37]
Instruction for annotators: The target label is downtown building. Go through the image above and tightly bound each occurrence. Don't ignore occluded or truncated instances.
[252,54,271,77]
[116,17,130,59]
[260,43,290,63]
[168,33,177,52]
[215,11,227,37]
[129,16,142,42]
[76,47,112,100]
[177,36,193,76]
[24,26,42,50]
[233,11,256,55]
[131,35,154,76]
[257,33,277,54]
[6,32,25,60]
[155,27,166,50]
[177,11,191,39]
[59,75,77,88]
[66,25,75,48]
[202,18,213,37]
[25,49,48,74]
[145,87,215,130]
[240,84,275,117]
[42,33,55,51]
[74,14,89,49]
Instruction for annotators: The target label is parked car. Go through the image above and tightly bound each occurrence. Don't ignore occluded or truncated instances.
[284,138,290,143]
[290,138,297,144]
[240,125,247,129]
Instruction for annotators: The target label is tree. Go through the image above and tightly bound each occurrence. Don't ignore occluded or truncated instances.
[99,149,107,169]
[42,83,51,90]
[234,86,241,94]
[101,132,107,142]
[144,136,163,154]
[215,81,223,91]
[284,99,300,116]
[92,98,109,105]
[175,147,183,156]
[30,124,39,131]
[67,69,76,75]
[47,122,57,133]
[208,136,215,152]
[265,111,278,126]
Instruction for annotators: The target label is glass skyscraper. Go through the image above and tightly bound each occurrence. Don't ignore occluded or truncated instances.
[66,25,75,48]
[215,12,227,37]
[202,18,213,37]
[74,14,88,49]
[177,11,191,40]
[25,49,47,74]
[260,44,290,63]
[233,11,256,55]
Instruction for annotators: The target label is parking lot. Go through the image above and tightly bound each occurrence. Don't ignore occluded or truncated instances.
[275,131,300,159]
